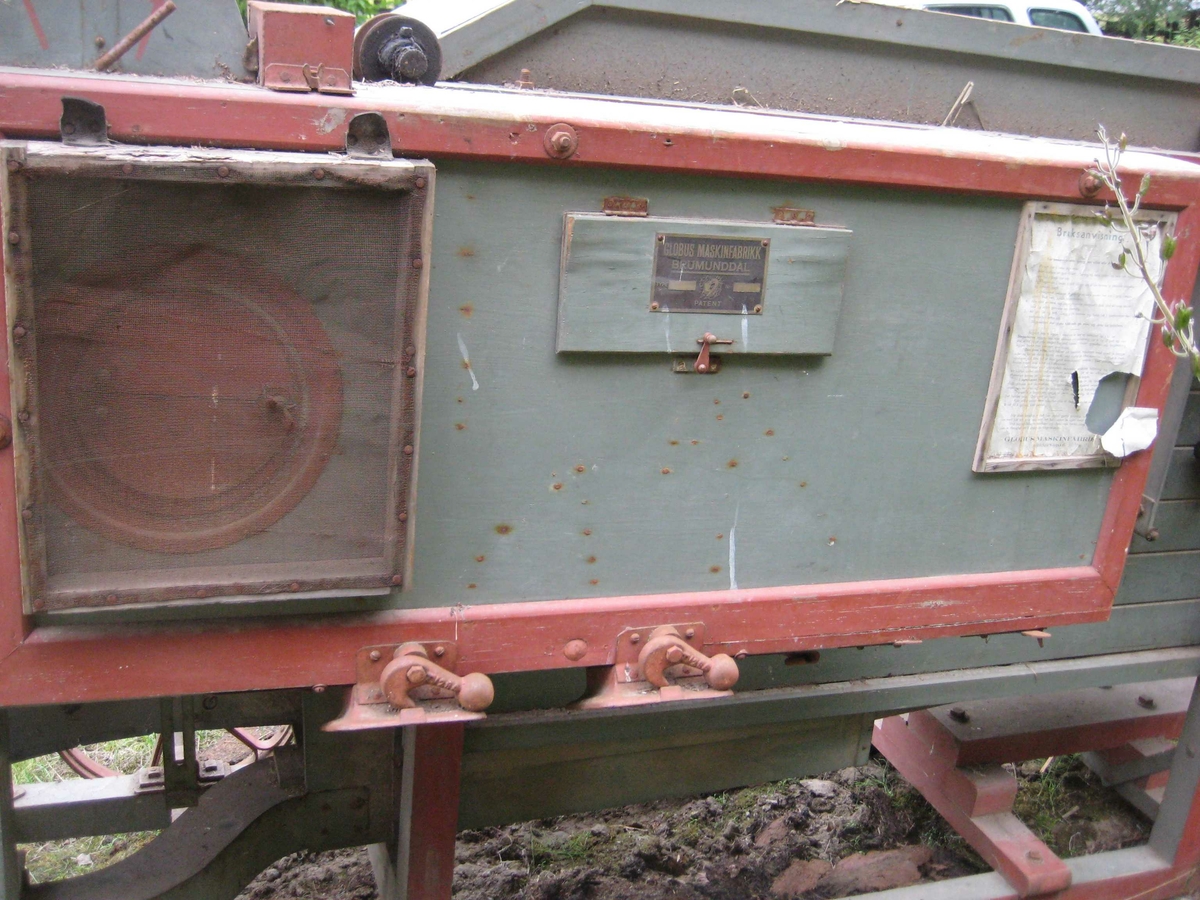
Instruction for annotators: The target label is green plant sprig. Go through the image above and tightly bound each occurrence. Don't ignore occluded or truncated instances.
[1088,124,1199,380]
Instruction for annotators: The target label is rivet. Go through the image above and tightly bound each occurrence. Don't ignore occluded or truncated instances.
[415,177,427,189]
[1079,172,1102,198]
[369,650,382,662]
[949,707,970,723]
[5,159,20,172]
[650,302,660,311]
[406,345,416,355]
[94,35,106,48]
[685,628,696,639]
[412,257,423,269]
[433,645,446,657]
[7,231,19,246]
[753,305,763,314]
[403,445,414,455]
[735,650,748,660]
[399,511,409,522]
[406,367,417,377]
[12,325,26,339]
[630,633,641,644]
[217,165,230,178]
[105,594,117,603]
[289,581,301,592]
[563,639,588,660]
[20,508,31,521]
[313,168,325,180]
[312,684,327,693]
[390,574,402,585]
[280,72,292,83]
[121,163,134,175]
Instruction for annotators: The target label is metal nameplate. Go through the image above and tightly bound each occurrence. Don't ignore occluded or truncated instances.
[651,234,768,314]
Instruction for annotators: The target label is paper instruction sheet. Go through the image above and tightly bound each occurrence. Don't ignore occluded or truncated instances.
[975,202,1174,471]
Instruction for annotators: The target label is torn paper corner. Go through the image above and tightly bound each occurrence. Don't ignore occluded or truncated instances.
[1100,407,1158,458]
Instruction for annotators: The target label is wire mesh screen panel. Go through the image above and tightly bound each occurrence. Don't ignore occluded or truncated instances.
[1,144,431,611]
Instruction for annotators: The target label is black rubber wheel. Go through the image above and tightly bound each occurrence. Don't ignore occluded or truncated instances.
[354,14,442,85]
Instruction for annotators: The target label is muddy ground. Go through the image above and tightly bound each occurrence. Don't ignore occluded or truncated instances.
[234,752,1162,900]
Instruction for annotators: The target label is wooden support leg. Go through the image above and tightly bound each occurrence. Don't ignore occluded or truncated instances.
[0,713,20,900]
[874,712,1072,897]
[372,723,465,900]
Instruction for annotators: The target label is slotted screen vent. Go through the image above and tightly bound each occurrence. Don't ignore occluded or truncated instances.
[1,143,432,612]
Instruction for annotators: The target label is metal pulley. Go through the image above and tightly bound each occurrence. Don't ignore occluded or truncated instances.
[354,14,442,85]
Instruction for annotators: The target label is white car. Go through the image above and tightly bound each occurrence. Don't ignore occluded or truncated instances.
[869,0,1104,34]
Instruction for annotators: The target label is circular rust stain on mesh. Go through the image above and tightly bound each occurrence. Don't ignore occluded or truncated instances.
[39,247,343,553]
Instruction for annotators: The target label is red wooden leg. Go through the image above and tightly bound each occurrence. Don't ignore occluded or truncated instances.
[400,723,464,900]
[874,713,1072,897]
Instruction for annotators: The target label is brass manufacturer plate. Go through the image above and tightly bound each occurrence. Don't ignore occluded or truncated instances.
[652,234,769,314]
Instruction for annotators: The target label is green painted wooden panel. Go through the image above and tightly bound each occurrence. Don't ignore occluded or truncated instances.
[1115,551,1200,604]
[398,163,1115,609]
[1130,500,1200,553]
[556,214,851,354]
[458,712,872,828]
[1180,389,1200,446]
[1161,446,1200,500]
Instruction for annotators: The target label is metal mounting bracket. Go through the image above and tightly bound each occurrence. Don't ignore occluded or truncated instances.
[60,97,108,146]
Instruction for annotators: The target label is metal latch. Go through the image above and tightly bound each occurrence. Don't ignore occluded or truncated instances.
[690,333,734,375]
[573,624,740,709]
[323,642,495,731]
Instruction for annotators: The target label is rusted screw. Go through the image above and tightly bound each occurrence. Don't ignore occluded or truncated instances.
[217,165,230,178]
[369,650,382,662]
[1079,172,1102,198]
[1138,695,1156,709]
[949,707,970,723]
[433,645,446,657]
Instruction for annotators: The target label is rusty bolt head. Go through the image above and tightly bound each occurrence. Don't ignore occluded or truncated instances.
[949,707,970,723]
[12,325,26,339]
[217,165,230,178]
[1079,172,1102,198]
[415,177,427,189]
[398,511,409,522]
[289,582,301,592]
[406,366,417,377]
[7,231,19,246]
[369,650,382,662]
[412,258,423,269]
[666,646,684,664]
[753,305,763,314]
[563,639,588,661]
[630,633,641,644]
[406,665,428,685]
[94,36,106,48]
[5,159,20,173]
[434,645,446,657]
[543,123,579,159]
[403,444,414,455]
[650,302,660,311]
[313,168,325,180]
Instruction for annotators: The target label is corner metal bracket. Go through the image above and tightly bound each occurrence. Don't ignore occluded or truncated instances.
[60,98,108,146]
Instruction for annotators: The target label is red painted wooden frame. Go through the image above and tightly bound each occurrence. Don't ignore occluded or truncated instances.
[0,68,1198,707]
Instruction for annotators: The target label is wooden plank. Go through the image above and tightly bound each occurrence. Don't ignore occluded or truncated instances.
[1115,551,1200,602]
[1130,500,1200,553]
[458,712,871,829]
[1160,447,1200,500]
[556,214,851,355]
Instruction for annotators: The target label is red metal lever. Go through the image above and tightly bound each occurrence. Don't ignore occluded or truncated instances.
[694,333,733,374]
[380,643,495,712]
[637,626,739,690]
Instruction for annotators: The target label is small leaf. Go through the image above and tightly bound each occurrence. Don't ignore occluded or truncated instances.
[1139,173,1151,196]
[1163,329,1175,348]
[1119,132,1129,151]
[1176,305,1193,331]
[1162,235,1177,260]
